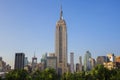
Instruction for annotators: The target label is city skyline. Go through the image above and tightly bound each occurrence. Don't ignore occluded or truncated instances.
[0,0,120,68]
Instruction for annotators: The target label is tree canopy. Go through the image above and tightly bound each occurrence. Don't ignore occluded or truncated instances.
[2,65,120,80]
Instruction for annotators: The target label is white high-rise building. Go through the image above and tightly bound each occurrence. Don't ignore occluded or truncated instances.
[84,51,91,71]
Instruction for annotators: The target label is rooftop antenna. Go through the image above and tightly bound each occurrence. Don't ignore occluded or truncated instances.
[60,0,63,20]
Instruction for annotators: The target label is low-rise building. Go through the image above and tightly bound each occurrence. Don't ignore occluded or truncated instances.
[115,56,120,62]
[115,56,120,69]
[97,56,108,65]
[46,56,57,70]
[107,53,115,62]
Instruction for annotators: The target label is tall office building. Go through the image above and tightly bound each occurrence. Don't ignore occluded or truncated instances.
[79,56,82,71]
[89,58,96,70]
[70,52,74,73]
[76,63,80,72]
[55,6,67,74]
[84,51,91,71]
[14,53,25,69]
[24,57,29,66]
[41,53,47,70]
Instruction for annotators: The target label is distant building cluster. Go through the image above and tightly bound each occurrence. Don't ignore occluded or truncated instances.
[83,51,120,71]
[0,57,11,72]
[103,54,120,70]
[0,57,11,78]
[14,51,120,74]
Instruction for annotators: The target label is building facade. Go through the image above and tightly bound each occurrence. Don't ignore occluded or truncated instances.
[115,56,120,62]
[79,56,82,71]
[55,7,67,74]
[107,53,115,62]
[24,57,29,66]
[41,53,47,70]
[14,53,25,69]
[76,63,80,72]
[70,52,74,73]
[32,55,37,71]
[97,56,108,65]
[49,53,55,57]
[89,58,96,70]
[46,57,57,70]
[84,51,91,71]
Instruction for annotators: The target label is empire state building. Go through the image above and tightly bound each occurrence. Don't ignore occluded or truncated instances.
[55,7,67,74]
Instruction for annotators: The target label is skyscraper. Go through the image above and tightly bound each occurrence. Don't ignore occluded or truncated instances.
[89,58,96,70]
[24,57,28,66]
[84,51,91,71]
[70,52,74,73]
[14,53,25,69]
[41,53,47,70]
[79,56,82,71]
[55,6,67,74]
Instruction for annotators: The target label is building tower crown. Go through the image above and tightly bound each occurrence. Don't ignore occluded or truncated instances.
[57,5,66,26]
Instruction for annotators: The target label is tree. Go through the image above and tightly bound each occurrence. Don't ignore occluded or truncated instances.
[109,69,120,80]
[43,68,57,80]
[32,70,42,80]
[5,69,30,80]
[32,68,58,80]
[61,72,73,80]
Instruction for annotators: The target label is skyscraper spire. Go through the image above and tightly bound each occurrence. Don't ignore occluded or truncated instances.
[60,5,63,20]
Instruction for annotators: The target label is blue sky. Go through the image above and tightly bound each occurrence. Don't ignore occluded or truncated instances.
[0,0,120,68]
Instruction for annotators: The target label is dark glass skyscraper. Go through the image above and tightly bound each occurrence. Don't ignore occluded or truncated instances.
[14,53,25,69]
